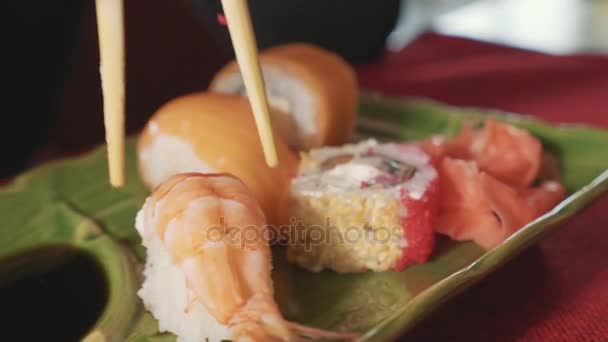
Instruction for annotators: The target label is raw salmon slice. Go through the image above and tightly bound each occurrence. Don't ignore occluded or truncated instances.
[437,158,545,250]
[421,120,542,188]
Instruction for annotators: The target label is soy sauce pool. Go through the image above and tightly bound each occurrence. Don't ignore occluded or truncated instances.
[0,246,108,341]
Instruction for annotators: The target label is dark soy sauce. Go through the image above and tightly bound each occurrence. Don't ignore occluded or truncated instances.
[0,246,108,341]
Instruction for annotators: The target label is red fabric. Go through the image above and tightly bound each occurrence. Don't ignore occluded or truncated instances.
[358,33,608,341]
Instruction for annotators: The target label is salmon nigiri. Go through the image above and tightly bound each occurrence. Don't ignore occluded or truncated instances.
[138,93,298,225]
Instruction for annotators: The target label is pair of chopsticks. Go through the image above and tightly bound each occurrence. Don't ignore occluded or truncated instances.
[95,0,278,188]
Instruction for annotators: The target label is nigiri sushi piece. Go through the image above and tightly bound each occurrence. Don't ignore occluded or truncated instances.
[138,92,298,225]
[286,139,439,273]
[136,173,359,342]
[210,43,359,150]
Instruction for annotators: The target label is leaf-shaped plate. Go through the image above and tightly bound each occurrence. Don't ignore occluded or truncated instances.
[0,94,607,341]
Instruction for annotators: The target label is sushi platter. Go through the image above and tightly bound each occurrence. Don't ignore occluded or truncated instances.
[1,87,607,340]
[2,1,608,341]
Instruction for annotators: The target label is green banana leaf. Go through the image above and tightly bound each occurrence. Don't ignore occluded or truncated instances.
[1,94,607,342]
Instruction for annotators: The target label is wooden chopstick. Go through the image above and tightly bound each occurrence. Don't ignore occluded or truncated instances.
[221,0,278,168]
[95,0,126,187]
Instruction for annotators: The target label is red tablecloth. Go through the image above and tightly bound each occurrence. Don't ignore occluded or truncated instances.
[358,33,608,341]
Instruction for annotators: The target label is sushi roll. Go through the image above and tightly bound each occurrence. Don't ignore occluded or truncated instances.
[210,43,359,150]
[137,92,298,225]
[286,139,439,273]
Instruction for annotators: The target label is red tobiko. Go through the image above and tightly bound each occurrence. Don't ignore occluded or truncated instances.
[394,156,440,271]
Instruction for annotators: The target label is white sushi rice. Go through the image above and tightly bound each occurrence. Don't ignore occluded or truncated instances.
[294,139,437,200]
[139,135,213,189]
[377,143,437,200]
[135,209,231,342]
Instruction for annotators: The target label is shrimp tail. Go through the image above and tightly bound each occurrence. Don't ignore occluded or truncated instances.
[230,294,360,341]
[286,321,361,340]
[229,294,292,341]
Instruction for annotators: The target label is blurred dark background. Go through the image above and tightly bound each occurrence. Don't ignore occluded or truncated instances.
[0,0,400,178]
[2,0,608,178]
[2,1,227,177]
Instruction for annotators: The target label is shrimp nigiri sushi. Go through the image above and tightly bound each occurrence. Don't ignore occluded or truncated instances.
[136,173,358,341]
[286,140,439,273]
[210,43,359,150]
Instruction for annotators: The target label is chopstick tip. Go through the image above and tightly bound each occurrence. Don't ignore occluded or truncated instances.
[264,149,279,168]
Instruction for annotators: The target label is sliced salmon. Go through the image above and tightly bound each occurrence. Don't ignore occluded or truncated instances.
[419,125,473,163]
[437,158,540,250]
[436,158,505,249]
[520,181,566,216]
[419,135,447,163]
[421,119,564,250]
[479,172,537,236]
[471,120,542,188]
[422,120,543,188]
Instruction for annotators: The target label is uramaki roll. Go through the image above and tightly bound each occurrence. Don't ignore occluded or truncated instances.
[137,92,298,225]
[286,139,439,273]
[210,43,359,150]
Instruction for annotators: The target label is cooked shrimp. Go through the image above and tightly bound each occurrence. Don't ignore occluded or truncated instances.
[136,172,358,342]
